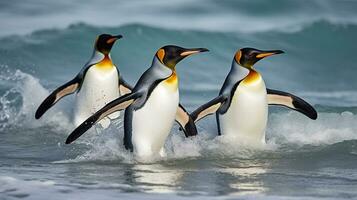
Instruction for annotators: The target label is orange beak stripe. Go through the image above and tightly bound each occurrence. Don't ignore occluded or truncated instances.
[106,37,117,44]
[180,50,200,57]
[256,52,276,59]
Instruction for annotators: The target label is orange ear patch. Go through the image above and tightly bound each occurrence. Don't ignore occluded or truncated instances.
[157,49,165,63]
[94,37,99,48]
[235,50,242,64]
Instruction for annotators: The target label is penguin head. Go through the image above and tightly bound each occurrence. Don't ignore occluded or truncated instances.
[234,48,284,68]
[95,34,123,54]
[155,45,209,69]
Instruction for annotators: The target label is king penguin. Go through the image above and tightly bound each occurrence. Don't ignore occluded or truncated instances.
[35,34,132,127]
[190,48,317,145]
[65,45,208,158]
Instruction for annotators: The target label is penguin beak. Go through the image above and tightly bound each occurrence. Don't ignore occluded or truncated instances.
[256,50,284,59]
[106,35,123,44]
[180,48,209,57]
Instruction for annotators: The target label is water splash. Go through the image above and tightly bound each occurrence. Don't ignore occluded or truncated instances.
[57,109,357,164]
[0,65,71,131]
[268,111,357,145]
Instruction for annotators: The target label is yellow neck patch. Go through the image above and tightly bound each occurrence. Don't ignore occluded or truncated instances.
[242,70,261,85]
[164,71,178,91]
[96,55,114,70]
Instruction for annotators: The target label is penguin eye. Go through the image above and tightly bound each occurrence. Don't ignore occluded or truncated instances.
[249,53,257,59]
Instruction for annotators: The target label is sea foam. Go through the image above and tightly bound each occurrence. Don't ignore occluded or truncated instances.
[0,65,71,131]
[1,68,356,164]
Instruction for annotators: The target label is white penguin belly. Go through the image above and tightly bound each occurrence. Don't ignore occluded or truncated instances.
[131,82,179,158]
[73,66,120,127]
[220,74,268,145]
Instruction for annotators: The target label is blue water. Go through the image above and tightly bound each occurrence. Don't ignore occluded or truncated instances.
[1,0,357,199]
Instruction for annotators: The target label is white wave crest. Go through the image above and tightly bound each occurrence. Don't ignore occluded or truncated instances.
[1,0,357,36]
[0,66,71,131]
[267,111,357,145]
[2,69,356,164]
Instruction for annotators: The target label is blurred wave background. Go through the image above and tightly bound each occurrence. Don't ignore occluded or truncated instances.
[1,1,357,199]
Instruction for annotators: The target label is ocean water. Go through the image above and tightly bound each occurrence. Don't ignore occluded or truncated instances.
[1,0,357,199]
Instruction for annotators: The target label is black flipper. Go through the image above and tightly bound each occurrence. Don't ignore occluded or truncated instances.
[119,77,133,95]
[65,92,141,144]
[123,107,134,152]
[267,88,318,120]
[190,95,227,122]
[175,104,197,137]
[35,77,80,119]
[215,113,222,135]
[35,57,99,120]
